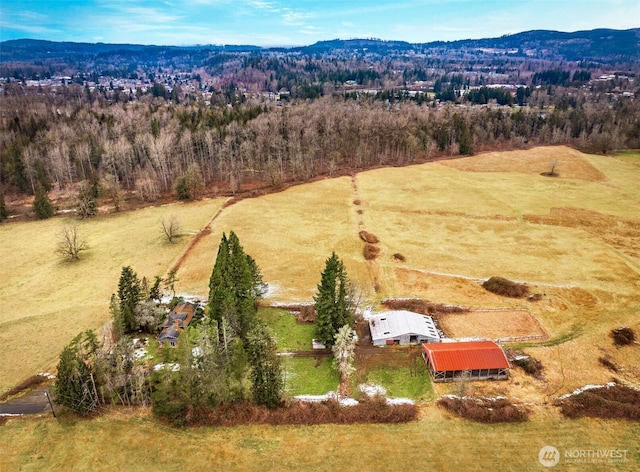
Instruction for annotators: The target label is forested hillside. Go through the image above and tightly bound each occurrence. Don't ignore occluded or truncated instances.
[1,30,639,217]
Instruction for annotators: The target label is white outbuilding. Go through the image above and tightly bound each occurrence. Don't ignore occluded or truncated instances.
[368,310,440,346]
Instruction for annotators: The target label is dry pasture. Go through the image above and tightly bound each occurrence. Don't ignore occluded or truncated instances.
[437,308,547,341]
[0,199,226,394]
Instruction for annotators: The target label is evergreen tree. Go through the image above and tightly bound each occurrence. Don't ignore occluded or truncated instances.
[0,193,8,221]
[208,231,265,339]
[245,323,283,409]
[33,184,54,219]
[53,331,101,415]
[313,252,353,348]
[117,266,143,332]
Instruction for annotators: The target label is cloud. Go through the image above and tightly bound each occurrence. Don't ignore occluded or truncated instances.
[282,10,312,26]
[247,0,281,12]
[0,20,61,36]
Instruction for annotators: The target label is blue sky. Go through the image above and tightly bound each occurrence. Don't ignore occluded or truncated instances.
[1,0,639,46]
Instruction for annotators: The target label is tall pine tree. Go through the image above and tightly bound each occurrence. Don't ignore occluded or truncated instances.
[53,331,101,415]
[117,266,143,332]
[208,231,265,339]
[313,252,353,348]
[245,323,283,409]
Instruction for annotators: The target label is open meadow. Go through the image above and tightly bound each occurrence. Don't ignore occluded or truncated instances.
[1,406,638,471]
[1,146,639,470]
[0,199,226,394]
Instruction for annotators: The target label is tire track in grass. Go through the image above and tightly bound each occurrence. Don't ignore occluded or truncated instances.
[165,197,235,277]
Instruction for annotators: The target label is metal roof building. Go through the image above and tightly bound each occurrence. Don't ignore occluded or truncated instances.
[421,340,509,382]
[368,310,441,346]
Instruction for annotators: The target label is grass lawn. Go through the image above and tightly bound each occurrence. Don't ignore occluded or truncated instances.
[363,365,435,402]
[283,356,338,396]
[257,307,314,352]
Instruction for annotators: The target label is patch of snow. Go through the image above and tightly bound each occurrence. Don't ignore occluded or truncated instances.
[133,348,148,360]
[295,392,359,406]
[557,382,616,400]
[192,346,202,358]
[312,339,327,349]
[37,372,56,379]
[443,394,507,401]
[440,337,487,343]
[386,397,415,405]
[359,383,387,397]
[153,362,180,372]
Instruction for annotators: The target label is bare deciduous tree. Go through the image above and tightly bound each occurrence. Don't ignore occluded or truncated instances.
[57,224,88,261]
[160,215,181,243]
[333,324,356,397]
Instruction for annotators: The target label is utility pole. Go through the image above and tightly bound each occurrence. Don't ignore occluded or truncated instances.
[45,390,56,418]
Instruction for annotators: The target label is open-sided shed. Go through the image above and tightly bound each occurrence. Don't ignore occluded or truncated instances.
[368,310,440,346]
[421,340,509,382]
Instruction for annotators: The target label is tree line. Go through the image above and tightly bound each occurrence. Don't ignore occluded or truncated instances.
[1,84,639,220]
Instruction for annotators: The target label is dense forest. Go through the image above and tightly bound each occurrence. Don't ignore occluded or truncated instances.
[1,31,639,217]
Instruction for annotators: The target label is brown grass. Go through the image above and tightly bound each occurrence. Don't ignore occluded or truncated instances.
[0,374,50,401]
[440,145,607,182]
[437,396,530,423]
[438,309,546,340]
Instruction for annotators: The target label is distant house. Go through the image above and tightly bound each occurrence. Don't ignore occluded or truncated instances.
[368,310,441,346]
[421,340,509,382]
[158,302,196,347]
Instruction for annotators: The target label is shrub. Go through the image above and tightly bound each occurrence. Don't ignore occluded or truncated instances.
[174,175,191,200]
[381,298,468,315]
[392,253,406,262]
[359,230,379,244]
[512,356,544,377]
[482,276,529,298]
[438,396,529,423]
[178,398,419,427]
[611,327,635,346]
[556,384,640,420]
[33,186,54,219]
[363,243,381,260]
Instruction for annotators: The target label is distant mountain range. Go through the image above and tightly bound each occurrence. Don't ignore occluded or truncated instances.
[1,28,639,63]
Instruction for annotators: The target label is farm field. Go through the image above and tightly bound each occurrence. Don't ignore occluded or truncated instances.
[0,199,226,394]
[1,146,639,470]
[1,406,638,471]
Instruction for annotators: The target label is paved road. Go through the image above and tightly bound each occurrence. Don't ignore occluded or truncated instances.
[0,386,54,416]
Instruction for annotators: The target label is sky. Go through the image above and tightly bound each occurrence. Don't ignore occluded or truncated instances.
[1,0,639,47]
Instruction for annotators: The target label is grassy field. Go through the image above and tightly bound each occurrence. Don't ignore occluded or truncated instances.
[0,199,226,394]
[1,146,639,470]
[1,406,638,471]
